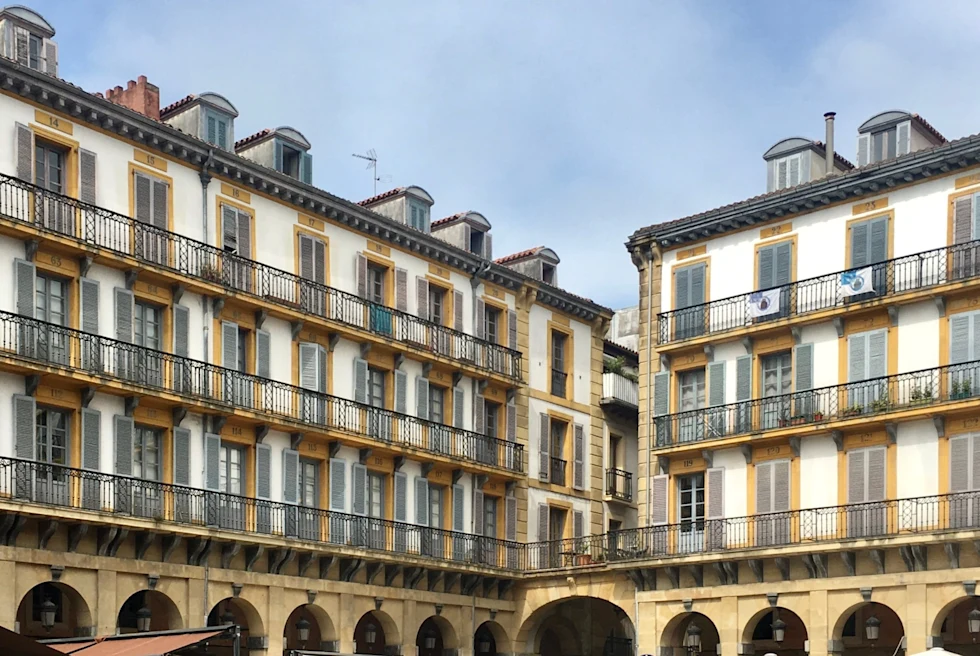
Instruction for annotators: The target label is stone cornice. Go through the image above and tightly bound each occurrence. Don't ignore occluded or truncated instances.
[0,58,607,318]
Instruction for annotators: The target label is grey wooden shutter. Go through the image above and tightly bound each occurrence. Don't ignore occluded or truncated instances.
[81,408,100,470]
[869,217,888,264]
[416,376,430,419]
[851,221,869,268]
[236,209,251,258]
[537,503,549,541]
[113,415,134,476]
[395,268,408,312]
[690,264,706,306]
[766,160,776,192]
[15,259,35,318]
[951,314,972,364]
[756,461,772,514]
[453,483,465,531]
[207,115,217,145]
[353,357,369,404]
[13,27,28,65]
[173,305,189,356]
[789,156,800,186]
[329,459,346,511]
[857,134,870,167]
[416,277,429,320]
[794,343,813,390]
[473,489,485,535]
[707,361,725,406]
[79,149,97,205]
[15,122,33,182]
[80,278,99,332]
[896,121,911,157]
[394,370,408,414]
[394,471,408,522]
[299,234,314,280]
[114,288,134,342]
[508,310,518,349]
[775,242,792,286]
[955,195,975,244]
[221,321,238,369]
[134,172,151,224]
[352,463,367,516]
[867,447,886,502]
[800,151,811,183]
[736,355,752,400]
[848,333,867,382]
[475,299,486,339]
[274,141,284,172]
[572,423,585,490]
[173,427,190,487]
[221,205,237,251]
[256,329,271,379]
[675,267,690,309]
[773,460,791,512]
[204,433,221,491]
[355,253,368,298]
[413,476,427,525]
[452,387,464,428]
[474,393,485,433]
[506,401,516,442]
[847,449,865,503]
[255,443,271,500]
[868,330,887,379]
[454,290,464,331]
[313,239,325,284]
[301,153,313,185]
[299,343,319,390]
[706,467,724,519]
[152,179,168,230]
[573,510,584,540]
[538,413,550,482]
[651,474,669,525]
[777,159,788,189]
[758,245,775,290]
[13,394,36,461]
[505,496,517,541]
[484,233,493,260]
[950,435,971,492]
[653,371,670,415]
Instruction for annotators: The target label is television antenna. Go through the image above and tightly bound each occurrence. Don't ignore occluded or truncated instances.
[352,149,390,195]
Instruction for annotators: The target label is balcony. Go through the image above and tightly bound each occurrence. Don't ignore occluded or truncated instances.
[551,369,568,398]
[523,490,980,570]
[0,174,521,381]
[653,359,980,449]
[0,456,521,571]
[657,239,980,346]
[0,310,523,474]
[601,372,638,410]
[549,457,567,486]
[605,468,633,502]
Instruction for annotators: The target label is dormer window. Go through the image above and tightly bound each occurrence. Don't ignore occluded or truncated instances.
[542,263,556,285]
[855,111,947,167]
[870,126,900,163]
[1,6,58,76]
[28,33,41,70]
[281,144,302,178]
[772,153,803,191]
[205,110,228,149]
[469,230,485,256]
[409,199,429,232]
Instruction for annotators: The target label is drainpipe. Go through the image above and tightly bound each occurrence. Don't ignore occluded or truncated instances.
[643,246,655,525]
[824,112,836,176]
[200,149,215,369]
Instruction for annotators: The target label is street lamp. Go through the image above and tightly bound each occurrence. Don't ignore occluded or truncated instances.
[221,606,235,626]
[365,622,377,644]
[40,599,57,633]
[968,607,980,636]
[478,637,492,653]
[684,623,702,654]
[424,631,437,649]
[136,606,152,633]
[865,614,881,642]
[296,616,311,645]
[771,618,786,644]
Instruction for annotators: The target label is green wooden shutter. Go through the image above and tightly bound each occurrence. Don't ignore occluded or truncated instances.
[207,115,216,145]
[689,264,706,306]
[255,443,271,500]
[653,371,670,414]
[221,205,238,252]
[758,245,775,290]
[299,234,314,281]
[217,119,227,150]
[152,179,168,230]
[301,153,313,185]
[256,329,270,379]
[707,361,725,406]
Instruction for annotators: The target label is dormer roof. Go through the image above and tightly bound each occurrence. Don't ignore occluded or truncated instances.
[0,5,54,37]
[495,246,559,265]
[763,137,854,170]
[858,110,946,143]
[432,211,491,231]
[358,185,434,207]
[160,92,239,119]
[234,126,310,152]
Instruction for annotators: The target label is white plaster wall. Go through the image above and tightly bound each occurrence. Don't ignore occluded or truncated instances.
[714,447,746,518]
[527,303,592,402]
[527,486,592,538]
[898,301,941,373]
[800,434,839,510]
[528,396,590,484]
[896,419,939,498]
[801,322,840,390]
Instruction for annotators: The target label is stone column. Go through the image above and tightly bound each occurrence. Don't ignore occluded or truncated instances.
[0,560,16,630]
[906,583,928,655]
[717,596,738,656]
[808,589,829,656]
[337,592,356,654]
[96,568,116,636]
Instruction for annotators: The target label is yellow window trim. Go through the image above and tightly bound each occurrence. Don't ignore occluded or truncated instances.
[752,234,798,290]
[362,251,396,308]
[843,210,894,269]
[215,196,256,260]
[670,255,711,312]
[128,162,175,232]
[31,123,80,199]
[293,224,331,287]
[547,321,575,403]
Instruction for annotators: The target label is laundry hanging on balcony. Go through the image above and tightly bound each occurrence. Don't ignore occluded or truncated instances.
[840,267,875,296]
[747,288,781,318]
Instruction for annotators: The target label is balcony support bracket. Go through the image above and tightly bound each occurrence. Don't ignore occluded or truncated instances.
[403,566,425,590]
[703,344,714,362]
[885,423,897,444]
[162,534,181,563]
[748,559,764,583]
[254,310,267,330]
[255,425,269,444]
[712,563,728,586]
[79,255,93,277]
[701,450,713,468]
[186,537,210,567]
[291,321,304,341]
[359,448,373,464]
[50,565,64,582]
[789,437,801,457]
[934,417,946,438]
[319,556,335,580]
[365,562,384,585]
[806,553,827,578]
[453,371,464,387]
[244,545,264,572]
[210,415,227,434]
[461,574,480,596]
[833,317,845,338]
[384,564,402,587]
[482,577,498,598]
[888,306,899,327]
[125,269,138,290]
[626,569,646,591]
[393,456,405,472]
[475,474,489,490]
[832,431,844,451]
[775,557,791,581]
[340,558,364,582]
[841,551,855,576]
[739,445,752,465]
[900,544,927,572]
[24,239,38,262]
[290,433,304,450]
[38,520,58,550]
[359,342,371,358]
[125,396,139,417]
[664,566,680,589]
[212,297,224,316]
[498,579,513,599]
[328,441,341,458]
[327,333,340,352]
[147,574,159,590]
[171,284,184,304]
[767,592,779,607]
[791,327,802,345]
[422,362,433,377]
[67,524,87,552]
[269,548,294,575]
[135,531,156,561]
[935,296,947,317]
[452,469,464,485]
[741,337,753,354]
[869,549,885,574]
[420,463,434,478]
[660,354,671,371]
[96,527,118,557]
[221,542,241,569]
[80,387,95,408]
[658,456,671,474]
[297,552,315,578]
[172,407,187,427]
[25,375,40,397]
[427,569,444,592]
[506,481,516,496]
[963,580,976,596]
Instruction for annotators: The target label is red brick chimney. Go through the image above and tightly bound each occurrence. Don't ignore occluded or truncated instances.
[104,75,160,120]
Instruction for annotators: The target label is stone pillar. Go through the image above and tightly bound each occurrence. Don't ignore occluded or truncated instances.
[96,568,116,635]
[906,583,928,655]
[338,592,356,654]
[0,560,16,630]
[717,596,739,656]
[808,589,829,656]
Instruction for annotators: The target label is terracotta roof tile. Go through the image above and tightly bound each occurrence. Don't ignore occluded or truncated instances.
[234,128,272,150]
[431,212,466,228]
[811,141,855,169]
[159,94,195,118]
[357,187,406,206]
[494,246,544,265]
[912,114,947,143]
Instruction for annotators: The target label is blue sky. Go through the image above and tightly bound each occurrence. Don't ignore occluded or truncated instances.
[25,0,980,309]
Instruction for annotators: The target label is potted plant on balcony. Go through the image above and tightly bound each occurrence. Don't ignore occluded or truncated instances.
[953,380,973,400]
[871,397,890,412]
[790,415,807,426]
[843,404,864,418]
[812,410,825,421]
[199,263,222,283]
[910,384,934,406]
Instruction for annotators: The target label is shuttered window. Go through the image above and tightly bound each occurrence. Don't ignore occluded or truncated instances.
[755,459,791,514]
[849,216,888,268]
[770,153,809,191]
[950,311,980,365]
[847,446,887,504]
[675,263,706,309]
[758,241,792,290]
[220,204,252,257]
[298,233,326,284]
[847,329,887,382]
[298,342,327,392]
[133,171,168,230]
[950,434,980,493]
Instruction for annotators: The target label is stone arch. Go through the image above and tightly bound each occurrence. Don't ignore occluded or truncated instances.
[476,620,513,655]
[741,606,808,656]
[831,601,905,656]
[117,589,183,633]
[931,596,980,653]
[659,611,721,656]
[208,597,265,638]
[283,603,338,653]
[516,595,635,656]
[355,609,401,654]
[416,615,459,650]
[16,581,94,639]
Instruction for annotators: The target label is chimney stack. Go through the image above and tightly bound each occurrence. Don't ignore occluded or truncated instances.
[105,75,160,120]
[824,112,836,176]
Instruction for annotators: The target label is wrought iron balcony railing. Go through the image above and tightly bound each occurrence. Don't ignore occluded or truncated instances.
[549,457,567,486]
[551,369,568,398]
[0,174,521,380]
[658,239,980,344]
[0,310,523,473]
[522,490,980,570]
[654,359,980,448]
[0,456,520,570]
[605,468,633,502]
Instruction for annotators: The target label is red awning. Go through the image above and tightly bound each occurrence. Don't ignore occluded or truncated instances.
[0,626,71,656]
[40,630,226,656]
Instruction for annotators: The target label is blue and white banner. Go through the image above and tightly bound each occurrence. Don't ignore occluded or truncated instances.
[840,267,874,297]
[748,289,781,318]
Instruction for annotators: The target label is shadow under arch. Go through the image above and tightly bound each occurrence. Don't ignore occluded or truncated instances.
[516,595,634,656]
[475,620,513,655]
[283,602,338,652]
[355,609,401,654]
[831,601,905,656]
[16,581,94,639]
[416,614,459,651]
[117,589,183,633]
[659,611,721,656]
[741,606,808,656]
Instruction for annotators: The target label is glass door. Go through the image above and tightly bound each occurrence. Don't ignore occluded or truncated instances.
[677,473,705,553]
[678,370,705,443]
[131,426,162,518]
[761,353,792,429]
[367,471,386,549]
[35,141,73,235]
[297,458,320,540]
[134,302,163,387]
[30,274,69,366]
[34,408,69,505]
